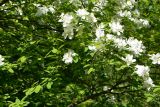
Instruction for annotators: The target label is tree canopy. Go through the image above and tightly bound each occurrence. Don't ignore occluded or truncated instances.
[1,0,160,107]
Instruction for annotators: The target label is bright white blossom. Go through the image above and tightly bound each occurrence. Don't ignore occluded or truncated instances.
[89,13,97,22]
[121,0,136,9]
[16,7,23,15]
[130,18,149,27]
[103,86,109,91]
[59,13,75,39]
[127,37,145,55]
[34,4,55,16]
[48,5,55,13]
[133,9,140,16]
[76,9,89,19]
[143,77,155,90]
[106,34,115,40]
[109,20,123,35]
[96,24,105,39]
[122,54,136,66]
[139,19,149,26]
[35,6,49,16]
[76,9,97,23]
[58,13,73,27]
[135,65,150,77]
[106,35,128,49]
[62,50,76,64]
[88,45,97,51]
[149,53,160,64]
[62,25,74,39]
[92,0,108,11]
[0,55,4,66]
[114,38,127,49]
[118,10,131,18]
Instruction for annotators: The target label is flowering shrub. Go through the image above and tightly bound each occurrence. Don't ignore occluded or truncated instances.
[0,0,160,106]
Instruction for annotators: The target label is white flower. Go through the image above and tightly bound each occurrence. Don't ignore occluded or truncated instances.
[130,18,149,27]
[0,55,4,66]
[135,65,150,77]
[92,0,107,11]
[109,20,123,35]
[58,13,73,27]
[35,6,49,16]
[144,77,155,90]
[118,10,131,18]
[103,86,109,91]
[96,24,105,39]
[16,7,23,15]
[62,25,74,39]
[106,34,115,40]
[48,6,55,13]
[120,0,135,9]
[130,0,136,4]
[76,9,89,19]
[114,38,127,49]
[133,9,140,16]
[122,54,136,66]
[62,50,76,64]
[88,45,97,51]
[139,19,149,26]
[127,1,132,6]
[89,13,97,22]
[127,37,145,55]
[77,9,97,23]
[149,53,160,64]
[34,4,55,16]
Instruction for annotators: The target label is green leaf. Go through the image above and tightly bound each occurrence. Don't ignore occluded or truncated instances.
[25,88,34,96]
[116,65,128,71]
[46,82,53,89]
[34,85,42,93]
[90,52,95,57]
[147,96,153,102]
[19,56,27,63]
[84,47,88,52]
[153,87,160,93]
[73,56,79,63]
[88,68,95,74]
[78,99,94,107]
[52,48,59,54]
[8,68,14,73]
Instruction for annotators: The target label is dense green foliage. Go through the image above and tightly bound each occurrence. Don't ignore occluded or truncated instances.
[1,0,160,107]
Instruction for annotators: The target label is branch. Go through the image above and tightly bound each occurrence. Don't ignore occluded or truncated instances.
[0,17,63,33]
[67,79,128,107]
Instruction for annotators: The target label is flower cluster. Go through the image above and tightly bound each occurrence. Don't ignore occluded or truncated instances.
[59,13,73,27]
[62,50,76,64]
[106,35,145,55]
[96,23,105,40]
[135,65,150,77]
[127,37,145,55]
[122,54,136,66]
[88,45,97,51]
[76,9,97,23]
[92,0,108,11]
[109,20,124,35]
[34,4,55,16]
[135,65,155,90]
[117,0,150,28]
[57,0,156,90]
[59,13,74,39]
[149,53,160,64]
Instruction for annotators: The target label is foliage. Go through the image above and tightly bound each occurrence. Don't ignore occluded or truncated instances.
[0,0,160,107]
